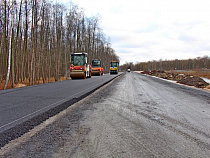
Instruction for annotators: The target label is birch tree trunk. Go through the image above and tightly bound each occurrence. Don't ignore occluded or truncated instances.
[4,0,14,90]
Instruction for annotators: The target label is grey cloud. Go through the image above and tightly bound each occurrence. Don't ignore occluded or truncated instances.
[174,21,201,28]
[114,41,157,51]
[137,23,160,33]
[178,34,195,42]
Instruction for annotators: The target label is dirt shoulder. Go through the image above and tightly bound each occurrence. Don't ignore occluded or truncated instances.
[138,70,210,91]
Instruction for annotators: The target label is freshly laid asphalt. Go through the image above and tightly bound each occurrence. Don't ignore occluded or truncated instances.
[0,73,122,147]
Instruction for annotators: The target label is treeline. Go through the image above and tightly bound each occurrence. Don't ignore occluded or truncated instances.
[0,0,118,89]
[120,56,210,71]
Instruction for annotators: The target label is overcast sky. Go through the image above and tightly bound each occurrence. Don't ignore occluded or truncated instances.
[57,0,210,64]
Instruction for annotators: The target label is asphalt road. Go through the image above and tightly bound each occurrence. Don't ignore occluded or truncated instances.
[0,73,122,145]
[1,72,210,157]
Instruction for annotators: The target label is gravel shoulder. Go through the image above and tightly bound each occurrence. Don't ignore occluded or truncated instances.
[1,72,210,157]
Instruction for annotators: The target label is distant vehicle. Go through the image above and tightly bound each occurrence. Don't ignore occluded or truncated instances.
[127,69,131,72]
[110,61,119,74]
[70,52,91,79]
[92,59,104,76]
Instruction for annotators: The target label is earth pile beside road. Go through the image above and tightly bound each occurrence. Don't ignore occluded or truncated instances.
[141,70,209,89]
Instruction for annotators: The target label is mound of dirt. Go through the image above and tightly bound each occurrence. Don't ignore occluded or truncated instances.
[141,70,150,74]
[172,74,185,81]
[177,76,209,88]
[141,69,209,88]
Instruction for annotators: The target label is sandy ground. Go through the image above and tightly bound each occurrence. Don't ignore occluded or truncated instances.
[1,72,210,157]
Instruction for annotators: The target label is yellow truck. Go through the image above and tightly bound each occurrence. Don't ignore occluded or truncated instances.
[110,61,119,74]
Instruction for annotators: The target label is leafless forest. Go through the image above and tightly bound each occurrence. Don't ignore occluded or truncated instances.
[121,56,210,71]
[0,0,119,89]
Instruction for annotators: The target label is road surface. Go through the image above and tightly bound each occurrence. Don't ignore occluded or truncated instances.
[1,72,210,157]
[0,73,122,148]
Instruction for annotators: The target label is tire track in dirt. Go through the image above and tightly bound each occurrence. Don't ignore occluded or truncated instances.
[108,107,189,157]
[109,97,210,151]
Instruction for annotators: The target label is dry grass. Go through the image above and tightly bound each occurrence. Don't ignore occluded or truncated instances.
[0,77,71,91]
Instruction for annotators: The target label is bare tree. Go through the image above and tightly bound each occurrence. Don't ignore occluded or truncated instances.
[1,0,119,89]
[4,0,14,89]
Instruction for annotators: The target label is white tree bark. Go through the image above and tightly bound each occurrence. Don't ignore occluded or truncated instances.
[4,0,14,90]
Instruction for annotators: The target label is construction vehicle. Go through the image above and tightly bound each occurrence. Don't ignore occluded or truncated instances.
[70,52,92,79]
[91,59,104,76]
[110,61,119,74]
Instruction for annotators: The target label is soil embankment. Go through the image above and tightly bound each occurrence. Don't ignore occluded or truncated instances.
[141,70,210,89]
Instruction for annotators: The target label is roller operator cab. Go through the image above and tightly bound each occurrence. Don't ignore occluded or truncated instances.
[110,61,119,74]
[92,59,104,76]
[70,52,92,79]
